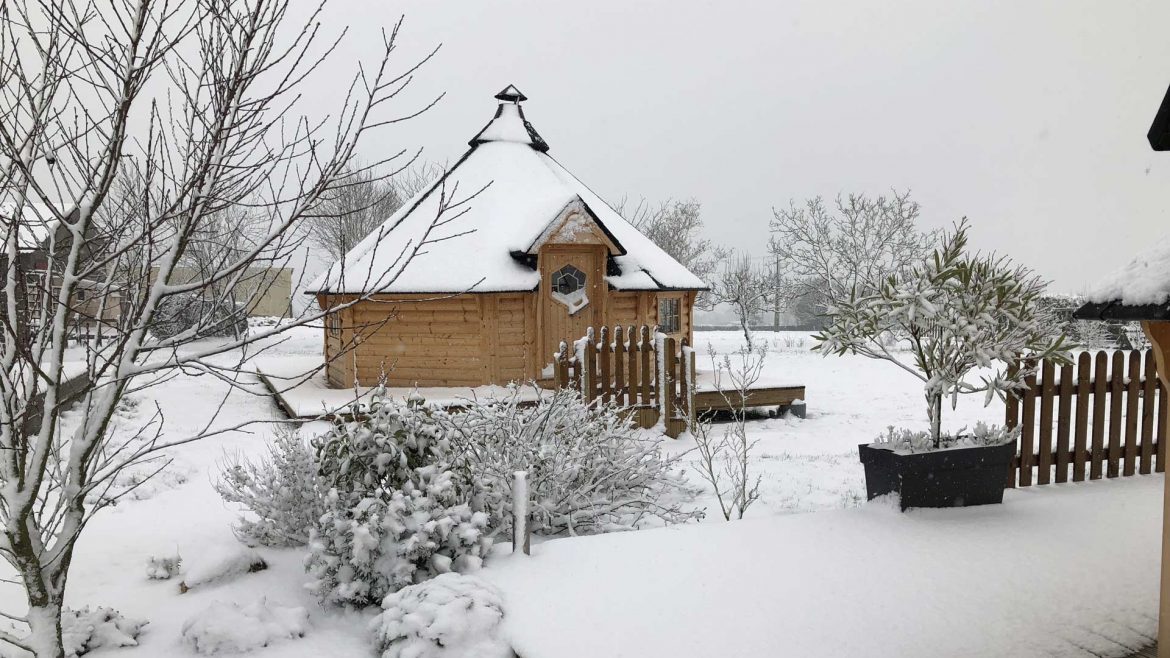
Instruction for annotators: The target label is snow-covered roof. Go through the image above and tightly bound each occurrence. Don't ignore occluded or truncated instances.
[1085,236,1170,306]
[0,202,59,252]
[308,86,708,295]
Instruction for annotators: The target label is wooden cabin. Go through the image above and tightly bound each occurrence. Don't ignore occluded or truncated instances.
[309,85,709,388]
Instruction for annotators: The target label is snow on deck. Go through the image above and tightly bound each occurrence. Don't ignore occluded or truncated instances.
[252,356,549,417]
[254,354,801,418]
[484,475,1161,658]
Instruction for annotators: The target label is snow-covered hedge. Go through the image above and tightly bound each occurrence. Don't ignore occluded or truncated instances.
[371,573,515,658]
[446,386,701,535]
[305,392,492,606]
[215,426,326,547]
[180,599,308,654]
[152,292,247,340]
[62,606,147,657]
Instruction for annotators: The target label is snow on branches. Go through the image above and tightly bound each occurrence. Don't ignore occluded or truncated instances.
[445,386,702,536]
[815,219,1070,447]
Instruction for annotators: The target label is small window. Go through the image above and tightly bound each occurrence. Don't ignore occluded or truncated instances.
[327,312,340,337]
[658,297,680,333]
[75,290,87,302]
[550,264,589,315]
[552,265,586,295]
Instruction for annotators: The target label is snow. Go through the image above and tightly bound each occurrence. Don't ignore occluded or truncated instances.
[180,598,308,654]
[0,201,60,252]
[308,96,706,295]
[61,606,147,657]
[1087,235,1170,306]
[0,325,1161,658]
[483,476,1161,658]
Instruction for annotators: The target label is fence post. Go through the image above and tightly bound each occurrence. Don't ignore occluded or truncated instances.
[554,340,568,389]
[512,471,530,556]
[599,326,612,404]
[614,326,626,407]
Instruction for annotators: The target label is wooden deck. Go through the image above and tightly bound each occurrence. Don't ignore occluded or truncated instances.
[694,385,806,415]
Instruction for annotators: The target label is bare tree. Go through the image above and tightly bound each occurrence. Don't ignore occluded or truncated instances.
[689,344,766,521]
[0,3,471,656]
[615,197,726,309]
[712,252,771,350]
[307,164,406,261]
[769,190,937,314]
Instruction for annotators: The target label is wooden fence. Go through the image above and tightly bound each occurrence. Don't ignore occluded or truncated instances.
[1005,350,1167,488]
[552,326,695,438]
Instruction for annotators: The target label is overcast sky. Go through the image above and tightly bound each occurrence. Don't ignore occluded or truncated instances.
[301,0,1170,295]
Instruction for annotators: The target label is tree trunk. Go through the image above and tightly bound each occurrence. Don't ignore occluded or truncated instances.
[928,391,943,449]
[25,599,65,658]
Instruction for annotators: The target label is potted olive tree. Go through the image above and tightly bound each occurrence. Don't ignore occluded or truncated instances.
[815,220,1070,509]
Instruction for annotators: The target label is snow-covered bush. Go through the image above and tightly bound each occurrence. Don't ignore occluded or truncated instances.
[61,606,147,657]
[215,426,326,547]
[307,467,493,606]
[306,390,492,606]
[180,599,308,654]
[371,573,515,658]
[815,220,1070,448]
[446,386,701,535]
[152,292,247,340]
[179,548,268,593]
[874,422,1019,453]
[146,549,182,580]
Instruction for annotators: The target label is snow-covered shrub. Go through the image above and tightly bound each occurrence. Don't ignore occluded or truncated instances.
[152,292,247,340]
[61,606,147,657]
[180,599,308,654]
[215,426,326,546]
[179,548,268,593]
[306,390,493,606]
[874,422,1019,453]
[446,386,701,535]
[371,573,515,658]
[146,549,182,580]
[816,220,1070,448]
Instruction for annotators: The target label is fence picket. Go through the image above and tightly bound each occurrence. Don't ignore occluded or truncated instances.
[1073,353,1090,482]
[1141,350,1156,475]
[613,326,626,407]
[1037,360,1055,485]
[1107,351,1125,478]
[1123,350,1141,476]
[1091,351,1108,480]
[1055,363,1072,483]
[1159,380,1168,473]
[1019,364,1037,487]
[640,327,652,408]
[599,327,612,404]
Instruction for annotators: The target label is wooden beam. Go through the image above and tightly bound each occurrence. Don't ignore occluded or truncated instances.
[1142,320,1170,655]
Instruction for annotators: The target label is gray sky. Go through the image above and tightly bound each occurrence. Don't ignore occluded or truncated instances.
[304,0,1170,295]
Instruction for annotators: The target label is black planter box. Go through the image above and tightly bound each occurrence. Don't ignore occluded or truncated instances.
[858,440,1016,510]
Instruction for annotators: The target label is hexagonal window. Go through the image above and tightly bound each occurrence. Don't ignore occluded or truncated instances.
[551,264,589,314]
[552,265,586,295]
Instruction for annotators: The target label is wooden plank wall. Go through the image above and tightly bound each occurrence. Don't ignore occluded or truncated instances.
[1005,350,1167,488]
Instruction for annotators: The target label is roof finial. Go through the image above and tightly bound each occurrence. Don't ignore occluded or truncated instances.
[495,84,527,103]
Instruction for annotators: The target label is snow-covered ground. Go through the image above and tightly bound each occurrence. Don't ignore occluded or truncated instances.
[0,328,1158,658]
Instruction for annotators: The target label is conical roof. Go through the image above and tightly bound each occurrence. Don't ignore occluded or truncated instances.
[308,88,707,295]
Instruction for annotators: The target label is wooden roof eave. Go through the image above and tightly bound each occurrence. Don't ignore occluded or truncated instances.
[1073,300,1170,322]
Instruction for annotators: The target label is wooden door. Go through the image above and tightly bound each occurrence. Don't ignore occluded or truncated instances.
[539,246,604,373]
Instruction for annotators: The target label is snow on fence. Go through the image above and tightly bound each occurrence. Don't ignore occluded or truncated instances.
[1005,349,1167,487]
[552,325,695,438]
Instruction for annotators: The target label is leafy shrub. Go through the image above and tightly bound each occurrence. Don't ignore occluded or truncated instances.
[215,426,326,547]
[305,391,492,607]
[446,386,701,536]
[874,421,1018,453]
[371,573,515,658]
[145,549,182,580]
[152,292,247,340]
[61,606,147,657]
